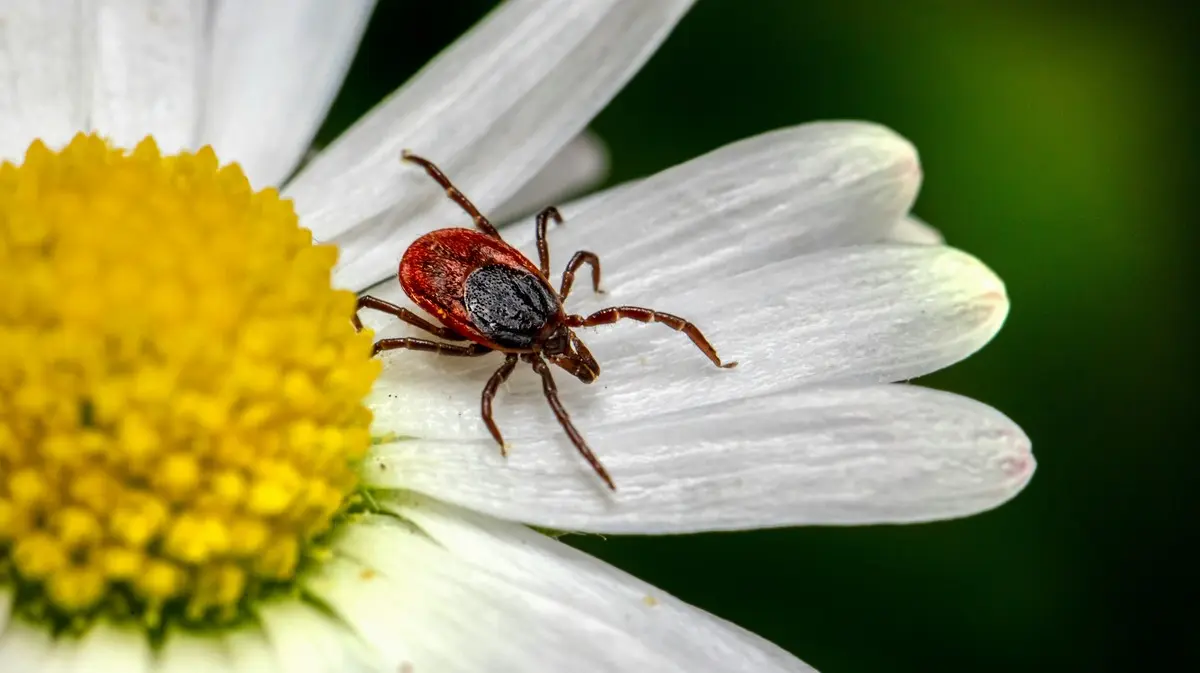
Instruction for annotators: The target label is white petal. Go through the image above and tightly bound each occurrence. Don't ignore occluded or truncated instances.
[34,635,79,673]
[286,0,697,291]
[156,632,229,673]
[89,0,206,153]
[523,121,920,297]
[222,625,281,673]
[0,0,89,160]
[366,244,1007,440]
[368,385,1033,532]
[302,561,416,670]
[203,0,375,187]
[309,508,814,673]
[490,131,610,224]
[72,623,151,673]
[0,618,52,670]
[0,588,10,635]
[257,601,380,673]
[357,120,920,330]
[887,213,944,245]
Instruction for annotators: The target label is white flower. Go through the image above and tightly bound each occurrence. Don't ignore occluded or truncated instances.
[0,1,1034,672]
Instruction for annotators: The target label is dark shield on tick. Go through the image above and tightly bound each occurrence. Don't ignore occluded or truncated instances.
[352,152,736,490]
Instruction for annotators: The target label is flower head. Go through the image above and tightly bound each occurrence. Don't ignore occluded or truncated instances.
[0,1,1033,671]
[1,133,378,628]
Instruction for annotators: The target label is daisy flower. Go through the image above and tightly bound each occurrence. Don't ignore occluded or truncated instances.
[0,1,1034,672]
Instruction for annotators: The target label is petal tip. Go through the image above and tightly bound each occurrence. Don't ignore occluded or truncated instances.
[939,248,1010,311]
[977,416,1035,512]
[823,120,919,163]
[999,427,1036,491]
[830,120,923,200]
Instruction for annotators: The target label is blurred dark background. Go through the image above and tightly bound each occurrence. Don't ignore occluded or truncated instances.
[317,2,1195,672]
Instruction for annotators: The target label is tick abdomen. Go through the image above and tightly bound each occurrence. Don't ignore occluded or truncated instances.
[464,264,558,349]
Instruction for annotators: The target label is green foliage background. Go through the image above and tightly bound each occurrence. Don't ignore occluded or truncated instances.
[318,3,1194,671]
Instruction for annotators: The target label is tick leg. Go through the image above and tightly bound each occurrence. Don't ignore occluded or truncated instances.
[401,151,500,238]
[481,354,519,455]
[527,354,616,491]
[371,338,491,358]
[353,295,466,340]
[559,251,603,300]
[570,306,737,369]
[534,206,563,277]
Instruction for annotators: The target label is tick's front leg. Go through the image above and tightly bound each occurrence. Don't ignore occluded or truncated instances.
[401,151,500,238]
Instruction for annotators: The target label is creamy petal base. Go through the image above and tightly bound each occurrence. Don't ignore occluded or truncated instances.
[305,496,816,673]
[0,617,52,671]
[254,602,378,673]
[0,499,813,672]
[76,624,151,673]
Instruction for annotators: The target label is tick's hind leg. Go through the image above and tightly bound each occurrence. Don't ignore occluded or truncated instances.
[559,251,603,300]
[569,306,737,369]
[401,151,500,238]
[527,354,616,491]
[371,338,491,358]
[353,295,466,340]
[481,354,519,455]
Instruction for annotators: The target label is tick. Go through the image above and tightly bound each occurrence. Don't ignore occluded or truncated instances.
[352,152,737,490]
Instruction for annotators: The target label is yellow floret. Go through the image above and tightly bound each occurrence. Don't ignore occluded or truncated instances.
[0,133,380,628]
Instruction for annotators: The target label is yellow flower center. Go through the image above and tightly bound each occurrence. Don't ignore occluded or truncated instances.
[0,134,380,630]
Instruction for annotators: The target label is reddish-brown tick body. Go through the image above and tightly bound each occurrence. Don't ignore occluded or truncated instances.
[353,152,736,491]
[400,228,559,352]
